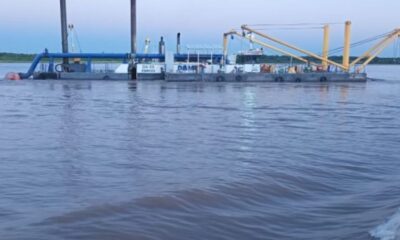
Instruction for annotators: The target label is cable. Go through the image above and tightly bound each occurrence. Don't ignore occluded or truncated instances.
[73,28,82,53]
[325,31,395,55]
[250,27,324,31]
[247,22,343,27]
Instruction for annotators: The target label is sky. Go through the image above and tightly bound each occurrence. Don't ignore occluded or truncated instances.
[0,0,399,56]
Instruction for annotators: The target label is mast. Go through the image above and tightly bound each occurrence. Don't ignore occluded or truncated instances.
[131,0,137,54]
[60,0,69,64]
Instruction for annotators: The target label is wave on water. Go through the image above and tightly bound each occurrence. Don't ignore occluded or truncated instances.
[371,209,400,240]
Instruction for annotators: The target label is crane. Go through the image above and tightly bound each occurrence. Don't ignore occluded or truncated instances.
[223,23,348,70]
[223,30,313,66]
[240,24,348,71]
[223,22,400,73]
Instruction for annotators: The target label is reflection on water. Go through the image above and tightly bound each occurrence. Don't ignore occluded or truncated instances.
[0,65,399,240]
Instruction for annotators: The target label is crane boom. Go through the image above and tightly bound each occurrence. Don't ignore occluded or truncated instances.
[223,23,400,74]
[241,25,347,70]
[356,30,400,73]
[351,29,400,69]
[223,30,318,65]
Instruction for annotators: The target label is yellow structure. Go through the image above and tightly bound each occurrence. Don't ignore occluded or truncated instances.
[223,30,312,65]
[241,25,347,70]
[223,21,400,74]
[343,21,352,72]
[322,25,330,71]
[222,30,236,64]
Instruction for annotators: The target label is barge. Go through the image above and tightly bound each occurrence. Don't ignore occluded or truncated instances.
[164,72,367,83]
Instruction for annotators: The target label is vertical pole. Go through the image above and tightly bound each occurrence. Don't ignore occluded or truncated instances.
[222,34,229,65]
[131,0,137,54]
[343,21,352,72]
[129,0,137,80]
[322,24,330,71]
[159,37,165,55]
[211,51,213,73]
[177,33,181,54]
[60,0,69,65]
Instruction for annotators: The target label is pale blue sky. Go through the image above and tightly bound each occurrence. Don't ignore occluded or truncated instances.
[0,0,399,56]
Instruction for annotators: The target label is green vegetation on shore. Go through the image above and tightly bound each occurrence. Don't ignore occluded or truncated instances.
[0,53,122,63]
[1,52,400,65]
[0,53,36,62]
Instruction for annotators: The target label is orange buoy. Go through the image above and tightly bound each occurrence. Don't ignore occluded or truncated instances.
[5,72,21,81]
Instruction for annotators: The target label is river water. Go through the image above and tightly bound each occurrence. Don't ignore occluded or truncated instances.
[1,64,400,240]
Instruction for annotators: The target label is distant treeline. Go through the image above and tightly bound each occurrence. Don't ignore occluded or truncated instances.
[237,55,400,65]
[0,53,36,62]
[0,53,121,63]
[1,52,400,64]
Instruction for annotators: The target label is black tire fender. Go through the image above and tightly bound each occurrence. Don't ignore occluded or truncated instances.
[320,76,328,82]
